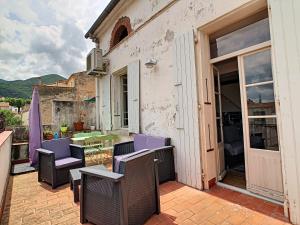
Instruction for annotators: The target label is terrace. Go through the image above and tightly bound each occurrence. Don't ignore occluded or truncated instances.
[0,131,291,225]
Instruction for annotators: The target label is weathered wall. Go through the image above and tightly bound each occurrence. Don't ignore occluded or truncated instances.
[38,72,96,131]
[95,0,252,185]
[39,86,75,126]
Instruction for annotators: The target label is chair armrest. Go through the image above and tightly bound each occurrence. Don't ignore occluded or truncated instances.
[152,146,174,162]
[152,146,176,183]
[113,141,134,156]
[70,144,85,158]
[80,167,124,182]
[36,148,54,155]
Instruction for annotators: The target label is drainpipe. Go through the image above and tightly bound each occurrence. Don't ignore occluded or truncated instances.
[95,40,101,130]
[95,77,101,130]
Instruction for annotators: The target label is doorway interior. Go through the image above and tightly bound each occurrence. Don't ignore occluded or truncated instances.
[213,57,246,189]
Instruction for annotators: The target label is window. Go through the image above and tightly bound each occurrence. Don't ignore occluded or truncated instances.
[110,17,132,49]
[209,10,270,59]
[120,75,128,128]
[244,49,279,151]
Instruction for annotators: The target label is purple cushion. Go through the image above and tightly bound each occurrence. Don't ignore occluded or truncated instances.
[146,135,167,149]
[133,134,148,152]
[114,149,149,173]
[42,138,71,160]
[134,134,168,151]
[55,157,82,169]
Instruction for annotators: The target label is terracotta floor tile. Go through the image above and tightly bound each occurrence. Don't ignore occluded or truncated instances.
[0,173,291,225]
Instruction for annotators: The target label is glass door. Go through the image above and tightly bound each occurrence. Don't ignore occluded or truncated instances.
[213,66,226,180]
[239,48,284,201]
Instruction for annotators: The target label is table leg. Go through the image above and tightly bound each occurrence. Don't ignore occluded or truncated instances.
[73,183,79,203]
[70,178,73,190]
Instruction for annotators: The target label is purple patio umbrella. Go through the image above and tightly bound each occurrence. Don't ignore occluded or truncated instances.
[29,87,43,166]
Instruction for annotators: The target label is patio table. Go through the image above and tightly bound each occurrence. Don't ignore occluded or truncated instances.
[69,164,107,202]
[71,134,106,145]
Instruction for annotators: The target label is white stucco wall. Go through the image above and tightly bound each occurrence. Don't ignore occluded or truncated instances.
[95,0,252,182]
[268,0,300,223]
[0,132,12,216]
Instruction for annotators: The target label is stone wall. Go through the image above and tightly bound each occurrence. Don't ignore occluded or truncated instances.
[38,71,96,131]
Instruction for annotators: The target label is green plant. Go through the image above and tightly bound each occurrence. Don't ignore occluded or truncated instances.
[0,109,22,126]
[43,130,53,135]
[61,122,68,127]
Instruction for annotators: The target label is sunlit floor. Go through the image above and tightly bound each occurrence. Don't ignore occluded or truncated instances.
[1,172,290,225]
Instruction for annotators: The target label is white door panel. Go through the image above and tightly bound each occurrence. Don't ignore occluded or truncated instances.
[239,48,283,201]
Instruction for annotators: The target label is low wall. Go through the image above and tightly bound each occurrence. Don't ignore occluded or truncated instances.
[0,131,12,219]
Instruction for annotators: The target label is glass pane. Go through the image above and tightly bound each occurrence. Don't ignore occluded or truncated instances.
[246,83,276,116]
[214,75,219,93]
[210,18,270,58]
[216,118,222,143]
[215,94,220,117]
[244,49,273,84]
[249,118,279,151]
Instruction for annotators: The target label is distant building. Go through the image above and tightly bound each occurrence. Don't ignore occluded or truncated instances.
[0,102,10,110]
[35,71,96,131]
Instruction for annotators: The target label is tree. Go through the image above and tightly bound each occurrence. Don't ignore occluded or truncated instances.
[0,97,30,113]
[0,109,22,126]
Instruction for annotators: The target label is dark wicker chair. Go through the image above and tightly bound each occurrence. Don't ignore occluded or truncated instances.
[113,134,175,184]
[80,151,160,225]
[37,138,85,189]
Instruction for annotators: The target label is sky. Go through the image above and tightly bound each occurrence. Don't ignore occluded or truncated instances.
[0,0,111,81]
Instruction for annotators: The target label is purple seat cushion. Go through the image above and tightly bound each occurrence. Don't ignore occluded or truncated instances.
[55,157,82,169]
[146,135,167,149]
[42,138,71,160]
[133,134,168,151]
[133,134,148,152]
[114,149,149,173]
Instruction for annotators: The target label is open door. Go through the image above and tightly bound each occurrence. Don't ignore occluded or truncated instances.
[238,48,284,201]
[213,66,226,180]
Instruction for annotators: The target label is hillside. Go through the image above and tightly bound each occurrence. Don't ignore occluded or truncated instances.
[0,74,66,98]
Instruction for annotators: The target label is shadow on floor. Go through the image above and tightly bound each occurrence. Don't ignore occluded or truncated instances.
[206,185,288,222]
[0,177,14,224]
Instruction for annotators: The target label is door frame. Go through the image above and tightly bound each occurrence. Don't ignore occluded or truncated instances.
[195,0,288,217]
[210,43,284,201]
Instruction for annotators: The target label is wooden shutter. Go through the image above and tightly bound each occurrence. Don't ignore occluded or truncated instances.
[173,30,202,189]
[101,75,111,131]
[128,60,140,133]
[113,75,121,129]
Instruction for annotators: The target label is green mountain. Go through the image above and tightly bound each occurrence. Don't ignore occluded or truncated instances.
[0,74,66,98]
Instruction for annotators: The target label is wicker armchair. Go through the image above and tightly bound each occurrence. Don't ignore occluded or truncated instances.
[113,134,175,184]
[80,151,160,225]
[37,138,85,189]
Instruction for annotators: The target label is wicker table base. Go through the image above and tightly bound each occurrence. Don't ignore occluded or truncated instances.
[70,164,107,202]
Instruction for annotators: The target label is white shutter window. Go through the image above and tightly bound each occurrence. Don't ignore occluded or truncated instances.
[128,60,140,133]
[173,30,202,189]
[101,75,112,131]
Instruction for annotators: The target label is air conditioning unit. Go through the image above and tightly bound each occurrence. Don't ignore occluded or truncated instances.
[86,48,106,76]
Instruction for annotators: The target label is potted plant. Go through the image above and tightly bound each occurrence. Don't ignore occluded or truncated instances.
[74,111,85,131]
[43,130,54,140]
[60,122,68,133]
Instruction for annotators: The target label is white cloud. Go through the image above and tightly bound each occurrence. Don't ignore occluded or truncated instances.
[0,0,110,81]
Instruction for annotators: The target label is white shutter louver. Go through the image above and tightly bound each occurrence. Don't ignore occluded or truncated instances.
[173,30,202,189]
[101,75,112,131]
[128,60,140,133]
